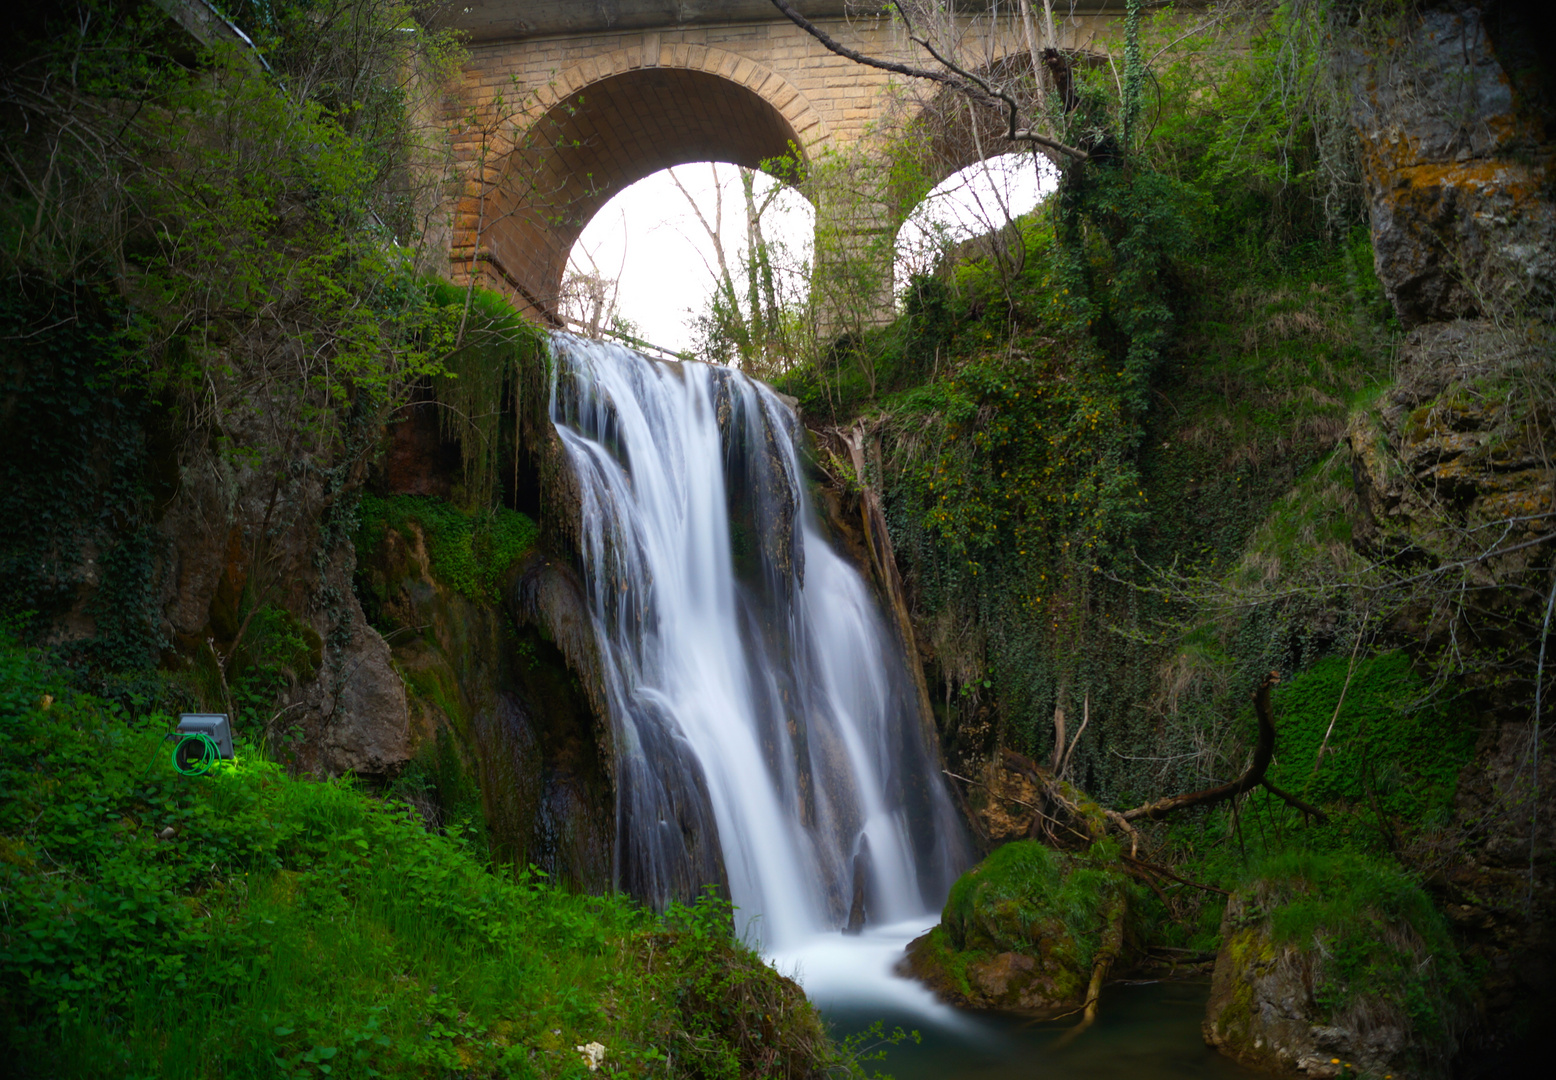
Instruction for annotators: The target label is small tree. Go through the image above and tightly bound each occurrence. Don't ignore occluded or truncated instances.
[673,163,814,379]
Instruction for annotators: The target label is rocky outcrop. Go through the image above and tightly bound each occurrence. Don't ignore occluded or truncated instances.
[904,936,1079,1014]
[139,382,421,780]
[1347,318,1553,553]
[309,618,414,775]
[1340,5,1555,1067]
[1341,317,1553,1067]
[1351,3,1556,327]
[1204,860,1463,1080]
[353,514,616,891]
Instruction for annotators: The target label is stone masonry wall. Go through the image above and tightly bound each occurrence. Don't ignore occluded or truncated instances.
[441,12,1125,319]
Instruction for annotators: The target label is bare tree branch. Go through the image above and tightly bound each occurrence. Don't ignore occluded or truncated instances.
[1122,670,1282,822]
[1261,779,1330,824]
[767,0,1088,161]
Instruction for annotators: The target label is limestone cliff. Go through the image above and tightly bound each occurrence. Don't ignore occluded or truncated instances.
[1350,3,1555,327]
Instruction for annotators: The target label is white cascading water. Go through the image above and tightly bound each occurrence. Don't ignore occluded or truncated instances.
[547,333,970,969]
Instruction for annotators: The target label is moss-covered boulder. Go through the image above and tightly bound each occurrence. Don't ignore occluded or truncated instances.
[1204,852,1467,1079]
[900,839,1145,1015]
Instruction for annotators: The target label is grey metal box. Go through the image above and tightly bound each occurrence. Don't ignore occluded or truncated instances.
[176,713,233,759]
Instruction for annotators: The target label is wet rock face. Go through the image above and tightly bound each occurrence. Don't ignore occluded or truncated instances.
[353,520,616,890]
[502,552,618,891]
[1351,5,1555,327]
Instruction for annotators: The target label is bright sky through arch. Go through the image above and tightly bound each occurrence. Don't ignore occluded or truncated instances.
[896,152,1056,293]
[563,152,1054,357]
[564,164,813,355]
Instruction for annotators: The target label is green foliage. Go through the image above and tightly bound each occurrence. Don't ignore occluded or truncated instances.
[888,329,1147,572]
[425,280,547,509]
[1140,645,1478,980]
[1,3,476,685]
[11,17,462,439]
[873,238,1379,780]
[387,725,487,842]
[1148,0,1362,247]
[215,603,323,741]
[1267,651,1476,824]
[777,17,1401,798]
[0,639,841,1080]
[1237,850,1469,1037]
[356,493,538,605]
[648,891,837,1080]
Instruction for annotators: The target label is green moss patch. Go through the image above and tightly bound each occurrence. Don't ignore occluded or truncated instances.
[356,493,537,606]
[907,839,1152,1012]
[946,840,1139,963]
[1266,651,1476,827]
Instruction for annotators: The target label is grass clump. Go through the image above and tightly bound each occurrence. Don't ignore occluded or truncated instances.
[943,840,1142,964]
[0,639,837,1079]
[355,493,537,605]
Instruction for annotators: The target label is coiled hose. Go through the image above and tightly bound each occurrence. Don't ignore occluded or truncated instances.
[172,731,220,776]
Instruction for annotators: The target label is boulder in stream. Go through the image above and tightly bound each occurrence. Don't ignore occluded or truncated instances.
[1203,852,1467,1079]
[900,839,1143,1015]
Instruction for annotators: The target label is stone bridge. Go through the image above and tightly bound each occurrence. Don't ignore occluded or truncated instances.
[438,1,1134,324]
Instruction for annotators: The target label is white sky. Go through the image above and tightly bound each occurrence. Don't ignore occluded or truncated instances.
[565,152,1054,355]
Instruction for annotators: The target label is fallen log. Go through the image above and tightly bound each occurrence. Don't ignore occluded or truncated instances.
[1121,671,1281,822]
[1121,854,1230,896]
[1056,895,1128,1044]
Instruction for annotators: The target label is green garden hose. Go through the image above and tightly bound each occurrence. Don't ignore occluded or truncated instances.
[172,731,219,777]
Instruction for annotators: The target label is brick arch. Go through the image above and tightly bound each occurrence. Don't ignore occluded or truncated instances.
[457,44,827,323]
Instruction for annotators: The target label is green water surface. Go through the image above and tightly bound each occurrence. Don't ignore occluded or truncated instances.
[827,980,1261,1080]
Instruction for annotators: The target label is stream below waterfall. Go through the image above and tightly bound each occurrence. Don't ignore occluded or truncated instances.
[772,922,1261,1079]
[547,334,1259,1077]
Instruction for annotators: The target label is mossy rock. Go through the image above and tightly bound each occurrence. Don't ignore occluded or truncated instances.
[1204,851,1467,1079]
[900,839,1144,1015]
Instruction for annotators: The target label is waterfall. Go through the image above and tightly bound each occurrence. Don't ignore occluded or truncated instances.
[547,333,969,949]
